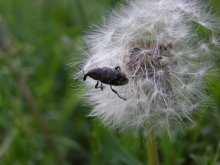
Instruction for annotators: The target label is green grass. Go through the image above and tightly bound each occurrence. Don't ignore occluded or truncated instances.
[0,0,220,164]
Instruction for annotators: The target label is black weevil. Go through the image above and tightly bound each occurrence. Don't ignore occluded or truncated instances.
[83,66,129,100]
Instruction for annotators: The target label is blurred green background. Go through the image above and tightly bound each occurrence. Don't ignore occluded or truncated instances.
[0,0,220,165]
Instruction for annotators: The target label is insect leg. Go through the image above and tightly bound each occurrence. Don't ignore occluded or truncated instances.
[95,81,99,88]
[110,85,126,101]
[95,81,104,91]
[100,83,104,91]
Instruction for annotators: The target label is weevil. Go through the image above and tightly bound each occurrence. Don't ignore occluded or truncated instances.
[83,66,129,100]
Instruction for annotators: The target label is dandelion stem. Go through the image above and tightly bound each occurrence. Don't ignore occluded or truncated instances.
[146,132,159,165]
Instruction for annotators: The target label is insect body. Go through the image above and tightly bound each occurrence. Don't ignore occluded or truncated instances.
[83,66,129,100]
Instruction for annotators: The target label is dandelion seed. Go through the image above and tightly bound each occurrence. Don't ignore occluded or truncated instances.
[77,0,219,137]
[211,33,220,47]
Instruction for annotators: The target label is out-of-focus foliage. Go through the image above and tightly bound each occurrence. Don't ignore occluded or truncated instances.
[0,0,219,164]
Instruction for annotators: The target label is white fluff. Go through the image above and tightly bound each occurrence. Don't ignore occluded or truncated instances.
[78,0,219,136]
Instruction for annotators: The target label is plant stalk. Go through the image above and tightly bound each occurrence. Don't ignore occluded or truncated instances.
[146,132,159,165]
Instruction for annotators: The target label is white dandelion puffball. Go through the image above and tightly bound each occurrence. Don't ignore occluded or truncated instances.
[79,0,219,135]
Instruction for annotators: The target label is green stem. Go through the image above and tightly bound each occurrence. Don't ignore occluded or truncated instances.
[146,132,159,165]
[211,141,220,165]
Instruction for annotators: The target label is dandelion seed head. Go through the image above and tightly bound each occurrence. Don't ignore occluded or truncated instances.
[78,0,219,136]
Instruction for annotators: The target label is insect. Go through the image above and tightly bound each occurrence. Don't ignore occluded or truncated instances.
[82,66,129,100]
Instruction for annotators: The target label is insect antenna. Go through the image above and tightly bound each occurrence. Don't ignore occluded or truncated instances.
[74,68,85,81]
[79,68,85,75]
